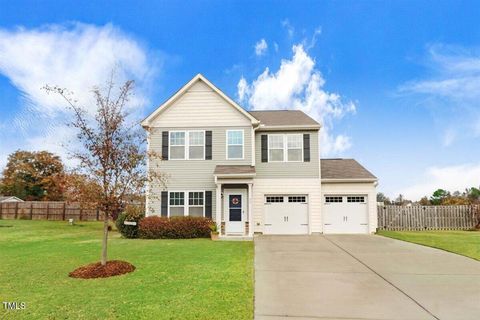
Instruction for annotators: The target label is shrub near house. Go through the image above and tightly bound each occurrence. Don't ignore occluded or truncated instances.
[138,216,212,239]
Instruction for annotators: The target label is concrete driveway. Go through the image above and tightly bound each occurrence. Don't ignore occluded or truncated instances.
[254,234,480,320]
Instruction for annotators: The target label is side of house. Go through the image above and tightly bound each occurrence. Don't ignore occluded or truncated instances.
[142,74,378,237]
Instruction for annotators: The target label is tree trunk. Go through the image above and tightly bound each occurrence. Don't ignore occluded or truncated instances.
[101,213,109,266]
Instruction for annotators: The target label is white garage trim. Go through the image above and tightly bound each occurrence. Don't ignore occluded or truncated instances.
[323,194,369,234]
[253,178,322,234]
[263,194,309,235]
[321,181,378,234]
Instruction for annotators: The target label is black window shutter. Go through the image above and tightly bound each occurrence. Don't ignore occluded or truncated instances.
[303,134,310,162]
[205,191,212,219]
[205,131,212,160]
[261,135,268,162]
[161,191,168,217]
[162,131,169,160]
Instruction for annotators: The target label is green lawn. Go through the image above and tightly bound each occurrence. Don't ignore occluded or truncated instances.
[0,220,253,320]
[377,230,480,260]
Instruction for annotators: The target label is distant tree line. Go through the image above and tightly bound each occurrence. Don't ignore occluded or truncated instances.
[0,150,131,205]
[377,188,480,206]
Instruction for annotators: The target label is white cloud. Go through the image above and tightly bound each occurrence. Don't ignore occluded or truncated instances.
[281,19,295,38]
[254,39,268,56]
[238,44,356,156]
[399,44,480,145]
[273,42,279,52]
[400,163,480,200]
[0,22,157,167]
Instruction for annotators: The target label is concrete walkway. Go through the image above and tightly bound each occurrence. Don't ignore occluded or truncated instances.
[254,234,480,320]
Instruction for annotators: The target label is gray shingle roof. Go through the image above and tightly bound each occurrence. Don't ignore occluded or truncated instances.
[321,159,377,180]
[248,110,320,127]
[214,165,256,175]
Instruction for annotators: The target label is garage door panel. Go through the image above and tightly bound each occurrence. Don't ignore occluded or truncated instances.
[264,195,308,235]
[323,195,368,234]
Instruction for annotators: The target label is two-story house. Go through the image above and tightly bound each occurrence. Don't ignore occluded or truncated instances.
[141,74,378,237]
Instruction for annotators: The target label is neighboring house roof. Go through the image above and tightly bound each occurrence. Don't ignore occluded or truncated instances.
[249,110,321,130]
[321,159,377,182]
[141,74,260,127]
[0,196,24,202]
[214,165,256,177]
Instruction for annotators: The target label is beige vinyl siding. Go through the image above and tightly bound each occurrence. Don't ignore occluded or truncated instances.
[147,126,253,218]
[321,182,378,233]
[255,130,320,178]
[252,178,322,234]
[150,80,252,127]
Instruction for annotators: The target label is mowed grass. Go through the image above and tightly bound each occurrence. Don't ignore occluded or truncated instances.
[0,220,253,320]
[378,230,480,260]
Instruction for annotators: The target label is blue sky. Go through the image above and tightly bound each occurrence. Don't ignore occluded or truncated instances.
[0,0,479,200]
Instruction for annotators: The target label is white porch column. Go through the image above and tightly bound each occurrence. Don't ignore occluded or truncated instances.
[248,183,253,237]
[215,183,222,229]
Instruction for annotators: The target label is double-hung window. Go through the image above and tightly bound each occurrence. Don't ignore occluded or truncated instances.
[287,134,303,162]
[268,134,284,162]
[188,131,205,160]
[188,191,204,217]
[268,134,303,162]
[170,132,186,160]
[227,130,244,159]
[168,191,205,217]
[169,192,185,216]
[169,131,205,160]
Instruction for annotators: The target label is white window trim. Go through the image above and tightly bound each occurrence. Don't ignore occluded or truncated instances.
[226,129,244,160]
[267,134,285,163]
[168,191,186,216]
[188,130,206,161]
[267,134,304,163]
[169,130,205,160]
[169,131,186,160]
[168,190,205,217]
[286,134,304,163]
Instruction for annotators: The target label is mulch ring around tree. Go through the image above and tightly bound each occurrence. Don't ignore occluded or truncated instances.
[69,260,135,279]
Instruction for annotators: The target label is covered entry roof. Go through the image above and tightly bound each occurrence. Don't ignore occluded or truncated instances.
[214,165,256,177]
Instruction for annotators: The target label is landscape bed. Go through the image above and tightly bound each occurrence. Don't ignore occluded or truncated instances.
[377,230,480,260]
[0,220,254,319]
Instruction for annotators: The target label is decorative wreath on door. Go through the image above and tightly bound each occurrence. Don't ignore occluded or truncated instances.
[232,197,239,205]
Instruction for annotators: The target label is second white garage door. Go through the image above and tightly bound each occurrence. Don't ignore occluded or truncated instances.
[323,195,369,234]
[264,195,309,234]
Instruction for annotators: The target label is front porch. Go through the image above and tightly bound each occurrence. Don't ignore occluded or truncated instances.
[214,165,255,239]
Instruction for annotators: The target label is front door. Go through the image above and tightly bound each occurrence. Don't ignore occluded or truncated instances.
[225,190,246,234]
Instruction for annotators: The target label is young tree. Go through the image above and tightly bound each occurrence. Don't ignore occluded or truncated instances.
[45,78,160,266]
[430,189,449,205]
[0,150,65,200]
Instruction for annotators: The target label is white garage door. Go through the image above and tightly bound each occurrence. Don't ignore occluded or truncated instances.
[323,195,369,234]
[264,195,308,235]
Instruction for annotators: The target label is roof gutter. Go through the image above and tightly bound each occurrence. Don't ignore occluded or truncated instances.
[256,124,321,131]
[321,178,378,183]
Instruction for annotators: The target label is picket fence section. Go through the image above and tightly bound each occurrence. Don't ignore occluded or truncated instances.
[378,205,479,231]
[0,201,104,221]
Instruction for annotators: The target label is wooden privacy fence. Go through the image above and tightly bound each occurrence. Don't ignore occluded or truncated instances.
[378,205,479,231]
[0,201,104,221]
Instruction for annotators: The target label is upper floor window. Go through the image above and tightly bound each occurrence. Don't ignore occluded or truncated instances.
[227,130,244,159]
[188,131,205,160]
[287,134,303,162]
[268,134,303,162]
[170,132,186,160]
[169,131,205,160]
[268,135,284,162]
